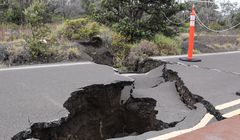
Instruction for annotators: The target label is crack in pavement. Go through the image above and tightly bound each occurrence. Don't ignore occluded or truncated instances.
[12,81,187,140]
[162,64,225,120]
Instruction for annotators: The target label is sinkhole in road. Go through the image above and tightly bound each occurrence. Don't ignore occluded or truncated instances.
[12,60,226,140]
[12,81,184,140]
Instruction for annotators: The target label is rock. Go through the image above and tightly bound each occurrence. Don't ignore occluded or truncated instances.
[91,47,114,66]
[84,46,114,66]
[236,91,240,96]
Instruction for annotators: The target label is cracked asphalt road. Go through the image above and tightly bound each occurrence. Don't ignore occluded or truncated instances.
[1,51,240,140]
[0,63,132,139]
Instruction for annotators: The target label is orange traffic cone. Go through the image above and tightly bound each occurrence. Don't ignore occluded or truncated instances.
[180,5,201,62]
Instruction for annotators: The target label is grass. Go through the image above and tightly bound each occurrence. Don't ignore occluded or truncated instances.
[153,34,182,56]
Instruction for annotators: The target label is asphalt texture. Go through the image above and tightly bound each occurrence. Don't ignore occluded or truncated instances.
[116,52,240,140]
[153,52,240,106]
[1,52,240,140]
[0,63,132,139]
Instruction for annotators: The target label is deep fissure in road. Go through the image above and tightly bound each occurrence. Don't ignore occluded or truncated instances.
[162,64,225,121]
[12,60,227,140]
[12,81,183,140]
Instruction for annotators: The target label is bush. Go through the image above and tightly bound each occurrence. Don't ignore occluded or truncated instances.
[134,40,159,56]
[125,40,159,71]
[6,45,30,65]
[112,41,133,69]
[208,22,223,30]
[4,5,22,24]
[62,18,100,40]
[107,32,133,68]
[27,37,49,60]
[65,47,81,60]
[24,0,50,26]
[153,34,182,55]
[179,23,190,33]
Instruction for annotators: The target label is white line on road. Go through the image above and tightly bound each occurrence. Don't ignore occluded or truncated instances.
[148,98,240,140]
[0,62,93,71]
[216,99,240,110]
[151,51,240,60]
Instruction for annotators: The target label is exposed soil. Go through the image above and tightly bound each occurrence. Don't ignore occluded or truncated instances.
[12,60,228,140]
[12,81,183,140]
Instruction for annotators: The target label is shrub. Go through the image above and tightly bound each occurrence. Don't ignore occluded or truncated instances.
[24,0,50,26]
[153,34,182,56]
[134,40,159,56]
[27,37,49,60]
[6,45,30,65]
[107,32,133,68]
[4,5,22,24]
[65,47,81,60]
[62,18,100,40]
[179,23,190,33]
[208,22,223,30]
[112,41,133,69]
[125,40,159,71]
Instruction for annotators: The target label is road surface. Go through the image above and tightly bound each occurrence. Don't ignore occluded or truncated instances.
[0,62,132,139]
[1,51,240,140]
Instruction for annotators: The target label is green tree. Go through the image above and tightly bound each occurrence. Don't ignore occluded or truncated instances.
[92,0,185,42]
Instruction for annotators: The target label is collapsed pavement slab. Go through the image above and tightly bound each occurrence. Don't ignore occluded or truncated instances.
[3,52,240,140]
[10,63,187,140]
[112,68,206,140]
[0,63,133,139]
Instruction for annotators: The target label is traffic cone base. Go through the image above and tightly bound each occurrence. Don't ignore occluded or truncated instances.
[179,57,202,62]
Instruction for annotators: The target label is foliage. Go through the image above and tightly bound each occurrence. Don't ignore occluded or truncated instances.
[26,37,49,60]
[112,18,152,42]
[126,40,159,70]
[65,47,81,60]
[153,34,182,55]
[186,1,220,26]
[179,23,190,33]
[24,0,55,60]
[232,12,240,27]
[92,0,186,42]
[81,0,98,14]
[208,22,224,30]
[111,40,133,68]
[62,18,100,40]
[3,5,22,24]
[24,0,49,27]
[132,40,159,56]
[6,45,30,65]
[100,30,131,68]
